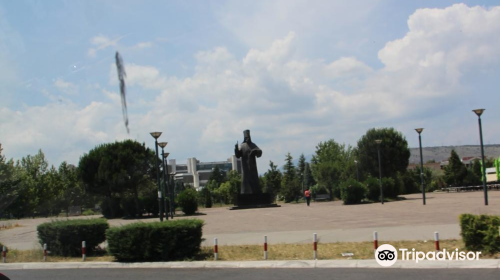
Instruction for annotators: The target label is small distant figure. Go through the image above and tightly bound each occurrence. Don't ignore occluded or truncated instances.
[304,188,311,206]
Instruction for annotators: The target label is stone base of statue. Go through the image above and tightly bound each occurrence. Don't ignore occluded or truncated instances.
[229,193,281,210]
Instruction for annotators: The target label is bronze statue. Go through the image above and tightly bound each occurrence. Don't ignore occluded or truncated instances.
[235,130,262,194]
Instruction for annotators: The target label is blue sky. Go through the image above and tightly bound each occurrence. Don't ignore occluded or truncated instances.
[1,0,500,172]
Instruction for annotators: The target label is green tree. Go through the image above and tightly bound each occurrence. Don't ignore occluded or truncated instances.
[226,170,241,204]
[14,150,52,217]
[472,159,482,179]
[206,180,220,205]
[280,153,300,202]
[311,139,356,199]
[444,150,468,186]
[78,140,157,218]
[297,154,306,188]
[303,162,315,189]
[356,128,410,180]
[209,166,226,185]
[263,161,282,198]
[405,166,433,194]
[314,161,340,200]
[0,146,22,217]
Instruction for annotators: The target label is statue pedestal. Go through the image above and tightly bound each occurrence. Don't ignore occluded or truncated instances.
[229,193,281,210]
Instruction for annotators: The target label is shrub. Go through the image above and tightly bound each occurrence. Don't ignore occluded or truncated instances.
[177,188,198,215]
[364,177,381,201]
[382,177,398,198]
[37,218,109,257]
[397,171,415,195]
[460,214,500,254]
[340,179,367,205]
[82,209,95,216]
[106,219,204,261]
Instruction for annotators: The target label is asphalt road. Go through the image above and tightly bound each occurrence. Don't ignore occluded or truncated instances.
[1,268,499,280]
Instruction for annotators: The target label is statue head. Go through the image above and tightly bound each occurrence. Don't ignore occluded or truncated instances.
[243,130,251,143]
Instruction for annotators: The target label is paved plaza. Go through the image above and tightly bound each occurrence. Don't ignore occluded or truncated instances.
[1,191,499,249]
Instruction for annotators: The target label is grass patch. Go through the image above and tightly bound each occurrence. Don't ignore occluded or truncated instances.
[3,249,114,263]
[2,239,498,263]
[199,239,498,260]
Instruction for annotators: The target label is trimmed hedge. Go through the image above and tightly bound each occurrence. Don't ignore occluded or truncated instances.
[340,179,367,205]
[106,219,204,262]
[460,214,500,254]
[177,188,198,215]
[37,218,109,257]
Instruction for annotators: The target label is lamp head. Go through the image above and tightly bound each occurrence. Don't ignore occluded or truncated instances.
[163,152,170,158]
[415,128,424,134]
[472,109,485,117]
[158,142,168,148]
[150,132,162,139]
[375,140,382,145]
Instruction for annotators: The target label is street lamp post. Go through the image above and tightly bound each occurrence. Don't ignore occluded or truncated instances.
[473,109,488,206]
[375,140,384,205]
[164,152,174,219]
[354,160,359,182]
[158,142,169,220]
[415,128,426,205]
[150,132,164,221]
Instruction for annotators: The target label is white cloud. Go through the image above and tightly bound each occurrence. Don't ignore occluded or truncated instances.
[325,57,373,79]
[132,41,153,50]
[216,0,382,49]
[87,35,122,57]
[0,101,127,165]
[379,4,500,78]
[2,4,500,172]
[54,78,78,95]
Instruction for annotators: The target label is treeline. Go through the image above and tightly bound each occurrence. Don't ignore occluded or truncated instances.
[260,127,416,204]
[0,149,97,219]
[1,127,496,218]
[259,127,496,205]
[0,140,176,219]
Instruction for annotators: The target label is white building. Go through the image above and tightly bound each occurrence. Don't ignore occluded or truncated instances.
[168,156,241,190]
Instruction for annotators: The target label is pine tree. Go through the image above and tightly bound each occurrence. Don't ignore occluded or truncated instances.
[297,154,306,188]
[444,150,468,186]
[281,153,300,203]
[303,162,315,189]
[264,161,282,197]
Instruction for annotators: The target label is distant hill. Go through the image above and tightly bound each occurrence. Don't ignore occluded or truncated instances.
[409,145,500,164]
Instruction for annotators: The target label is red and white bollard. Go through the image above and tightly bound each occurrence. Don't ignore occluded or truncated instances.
[43,243,47,262]
[313,233,318,260]
[373,231,378,251]
[264,235,268,260]
[82,241,86,261]
[214,238,218,261]
[2,246,6,263]
[434,232,440,251]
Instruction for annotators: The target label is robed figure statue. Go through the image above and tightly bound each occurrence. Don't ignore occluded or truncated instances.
[235,130,262,194]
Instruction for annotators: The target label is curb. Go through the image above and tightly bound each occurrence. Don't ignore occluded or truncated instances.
[1,260,499,270]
